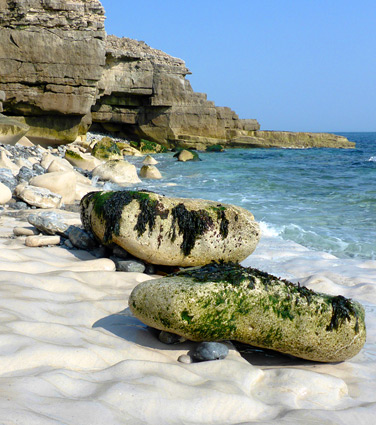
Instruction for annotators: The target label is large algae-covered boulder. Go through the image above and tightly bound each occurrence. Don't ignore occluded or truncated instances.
[129,262,366,362]
[81,191,260,266]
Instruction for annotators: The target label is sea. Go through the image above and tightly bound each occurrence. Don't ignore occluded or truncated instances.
[102,132,376,261]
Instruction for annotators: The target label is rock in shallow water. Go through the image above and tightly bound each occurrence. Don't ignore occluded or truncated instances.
[192,342,229,362]
[129,262,366,362]
[80,190,260,267]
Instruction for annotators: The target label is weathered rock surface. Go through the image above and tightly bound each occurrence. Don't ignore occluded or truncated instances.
[15,183,62,208]
[0,181,12,204]
[0,114,30,145]
[65,149,102,171]
[27,212,69,236]
[142,155,158,165]
[139,165,162,179]
[91,137,123,160]
[0,0,106,145]
[30,171,77,204]
[25,235,61,247]
[229,131,355,149]
[80,190,260,266]
[129,262,366,362]
[92,36,260,148]
[92,160,141,185]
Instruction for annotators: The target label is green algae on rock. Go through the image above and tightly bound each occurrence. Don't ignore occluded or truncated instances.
[80,190,260,266]
[129,262,366,362]
[91,137,123,161]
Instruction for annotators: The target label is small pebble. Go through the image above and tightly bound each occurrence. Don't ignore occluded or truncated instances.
[159,330,187,344]
[25,235,61,247]
[28,212,69,235]
[192,342,229,362]
[111,244,129,259]
[178,354,193,364]
[113,259,145,273]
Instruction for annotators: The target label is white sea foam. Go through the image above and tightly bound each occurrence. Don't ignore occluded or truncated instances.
[1,211,375,424]
[368,156,376,162]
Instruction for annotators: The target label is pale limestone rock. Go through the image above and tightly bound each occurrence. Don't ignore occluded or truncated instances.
[0,150,19,174]
[13,226,39,236]
[25,235,61,247]
[15,157,32,169]
[129,263,366,362]
[142,155,158,165]
[178,150,195,162]
[47,159,73,173]
[81,190,260,267]
[65,150,102,171]
[15,184,62,209]
[16,136,34,147]
[0,181,12,204]
[92,160,141,185]
[75,182,101,201]
[30,171,77,205]
[140,165,162,179]
[121,145,143,157]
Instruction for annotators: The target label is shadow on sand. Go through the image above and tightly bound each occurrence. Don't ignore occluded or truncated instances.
[93,308,318,367]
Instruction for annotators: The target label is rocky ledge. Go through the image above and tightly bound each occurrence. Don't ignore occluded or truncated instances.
[0,0,355,149]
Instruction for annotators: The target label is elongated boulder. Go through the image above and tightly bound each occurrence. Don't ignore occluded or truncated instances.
[80,190,260,266]
[129,262,366,362]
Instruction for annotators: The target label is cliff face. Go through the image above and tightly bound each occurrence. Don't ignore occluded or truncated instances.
[0,1,354,149]
[91,36,260,148]
[0,0,106,144]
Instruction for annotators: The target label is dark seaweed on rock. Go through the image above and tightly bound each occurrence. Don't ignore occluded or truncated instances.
[170,203,213,256]
[81,190,162,243]
[174,262,362,333]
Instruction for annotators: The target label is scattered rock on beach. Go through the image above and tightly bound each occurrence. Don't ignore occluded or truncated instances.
[25,235,61,247]
[0,181,12,204]
[13,226,39,236]
[192,342,229,362]
[30,171,77,204]
[159,331,187,345]
[15,184,62,209]
[142,155,158,165]
[68,226,98,250]
[111,258,146,273]
[27,212,69,236]
[92,159,141,185]
[140,164,162,179]
[176,149,200,162]
[80,190,260,266]
[129,262,366,362]
[177,354,193,364]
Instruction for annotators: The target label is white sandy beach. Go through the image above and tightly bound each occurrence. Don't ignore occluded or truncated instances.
[0,209,375,425]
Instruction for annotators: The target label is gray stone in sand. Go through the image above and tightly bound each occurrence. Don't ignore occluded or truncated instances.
[178,354,193,364]
[68,226,98,250]
[28,212,69,235]
[111,258,145,273]
[158,331,187,345]
[0,168,18,191]
[192,342,229,362]
[17,166,35,183]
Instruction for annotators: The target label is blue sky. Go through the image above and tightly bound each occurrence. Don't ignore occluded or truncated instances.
[100,0,375,132]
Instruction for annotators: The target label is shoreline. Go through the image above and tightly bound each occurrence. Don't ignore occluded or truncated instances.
[0,208,375,424]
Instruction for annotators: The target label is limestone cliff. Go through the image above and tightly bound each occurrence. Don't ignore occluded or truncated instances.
[0,0,106,144]
[0,1,354,149]
[91,36,260,148]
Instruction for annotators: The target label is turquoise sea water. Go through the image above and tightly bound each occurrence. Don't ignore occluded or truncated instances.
[112,132,376,260]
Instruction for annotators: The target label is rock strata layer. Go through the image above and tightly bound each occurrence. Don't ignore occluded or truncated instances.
[0,0,106,145]
[129,262,366,362]
[80,190,261,266]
